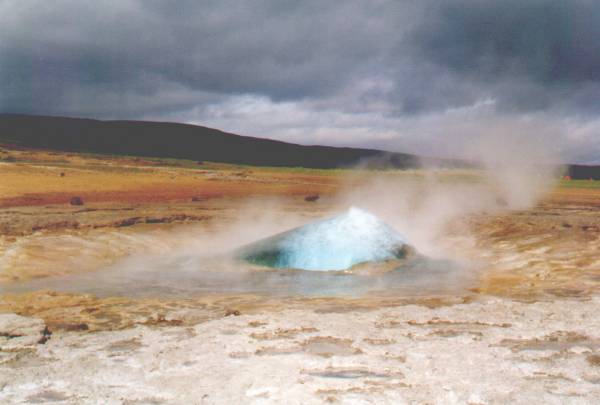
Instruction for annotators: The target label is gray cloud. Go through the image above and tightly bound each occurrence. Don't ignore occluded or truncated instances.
[0,0,599,161]
[406,0,600,114]
[0,1,406,115]
[411,0,600,83]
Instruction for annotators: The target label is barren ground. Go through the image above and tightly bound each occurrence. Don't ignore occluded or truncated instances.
[0,147,599,404]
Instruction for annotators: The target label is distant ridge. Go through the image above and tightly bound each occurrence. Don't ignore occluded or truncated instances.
[0,114,456,169]
[567,164,600,180]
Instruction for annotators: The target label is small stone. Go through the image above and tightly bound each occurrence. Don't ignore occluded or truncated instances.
[70,196,84,206]
[115,217,140,227]
[586,354,600,366]
[51,323,89,332]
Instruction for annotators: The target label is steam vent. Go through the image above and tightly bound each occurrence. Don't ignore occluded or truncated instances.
[238,207,411,271]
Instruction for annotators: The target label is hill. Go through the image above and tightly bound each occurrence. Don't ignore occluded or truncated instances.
[567,164,600,180]
[0,114,430,169]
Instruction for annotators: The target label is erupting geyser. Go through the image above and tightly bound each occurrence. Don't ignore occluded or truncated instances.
[237,207,411,271]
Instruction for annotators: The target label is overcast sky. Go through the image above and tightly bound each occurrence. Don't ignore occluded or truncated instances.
[2,0,600,162]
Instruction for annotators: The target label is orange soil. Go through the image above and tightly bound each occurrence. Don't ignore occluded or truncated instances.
[0,149,343,207]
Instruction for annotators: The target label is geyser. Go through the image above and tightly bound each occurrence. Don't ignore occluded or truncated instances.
[237,207,411,271]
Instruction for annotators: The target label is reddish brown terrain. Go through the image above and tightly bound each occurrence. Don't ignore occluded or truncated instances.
[1,147,599,403]
[0,146,598,328]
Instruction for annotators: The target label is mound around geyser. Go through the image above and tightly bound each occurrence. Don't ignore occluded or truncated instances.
[237,207,410,271]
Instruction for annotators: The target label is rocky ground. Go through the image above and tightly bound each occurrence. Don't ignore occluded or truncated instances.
[1,297,599,404]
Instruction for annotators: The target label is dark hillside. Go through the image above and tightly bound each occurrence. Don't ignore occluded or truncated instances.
[567,165,600,180]
[0,114,428,169]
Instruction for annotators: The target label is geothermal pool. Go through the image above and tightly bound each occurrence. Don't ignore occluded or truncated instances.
[2,208,476,299]
[4,254,473,298]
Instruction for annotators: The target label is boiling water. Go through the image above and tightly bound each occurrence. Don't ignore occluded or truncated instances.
[4,248,475,299]
[238,207,409,271]
[2,208,477,298]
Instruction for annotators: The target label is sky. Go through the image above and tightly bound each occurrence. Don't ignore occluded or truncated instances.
[1,0,600,163]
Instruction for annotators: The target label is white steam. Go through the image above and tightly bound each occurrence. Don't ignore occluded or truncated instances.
[334,130,561,258]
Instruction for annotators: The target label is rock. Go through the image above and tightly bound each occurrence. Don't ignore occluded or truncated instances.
[49,323,89,332]
[69,196,84,206]
[114,217,141,227]
[0,313,48,351]
[304,194,319,202]
[587,354,600,367]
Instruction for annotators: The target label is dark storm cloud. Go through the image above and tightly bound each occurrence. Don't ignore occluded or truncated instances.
[405,0,600,113]
[411,0,600,83]
[0,0,599,120]
[0,0,406,117]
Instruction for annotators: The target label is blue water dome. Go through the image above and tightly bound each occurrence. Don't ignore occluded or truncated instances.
[237,207,411,271]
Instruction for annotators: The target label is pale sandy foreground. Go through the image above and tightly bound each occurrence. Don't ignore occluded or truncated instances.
[1,297,600,404]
